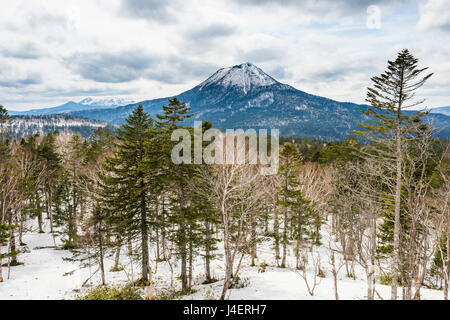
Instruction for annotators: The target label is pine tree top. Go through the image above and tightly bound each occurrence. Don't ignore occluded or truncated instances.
[156,97,193,129]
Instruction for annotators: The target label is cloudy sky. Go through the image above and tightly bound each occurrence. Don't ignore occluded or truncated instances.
[1,0,449,111]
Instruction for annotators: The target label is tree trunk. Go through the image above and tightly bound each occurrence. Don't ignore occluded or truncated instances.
[98,221,106,286]
[37,193,44,233]
[147,263,154,300]
[9,215,18,265]
[155,223,160,261]
[221,206,233,300]
[274,209,280,260]
[366,266,375,300]
[264,207,269,235]
[368,216,376,300]
[47,189,54,233]
[221,245,233,300]
[0,249,3,282]
[161,197,167,260]
[113,245,121,270]
[179,187,188,291]
[70,187,78,247]
[0,203,4,282]
[281,208,288,268]
[295,215,303,270]
[9,229,17,265]
[331,252,339,300]
[295,242,300,270]
[188,237,193,289]
[281,173,288,268]
[445,207,450,300]
[128,235,133,256]
[47,189,57,247]
[205,220,212,282]
[251,212,257,267]
[391,115,402,300]
[18,212,25,246]
[140,190,149,282]
[80,196,86,221]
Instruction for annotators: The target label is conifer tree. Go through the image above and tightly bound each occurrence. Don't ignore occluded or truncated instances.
[0,104,9,147]
[358,49,433,299]
[13,136,44,249]
[277,143,310,268]
[187,166,220,285]
[54,134,86,249]
[0,106,14,282]
[156,97,194,291]
[0,224,16,282]
[99,105,157,285]
[85,126,116,163]
[187,121,220,285]
[37,132,61,237]
[68,126,117,283]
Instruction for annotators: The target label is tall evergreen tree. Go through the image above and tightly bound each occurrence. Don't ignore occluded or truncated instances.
[0,104,9,148]
[99,105,158,285]
[54,134,86,249]
[37,132,61,237]
[0,106,14,282]
[357,49,433,299]
[156,97,195,291]
[277,143,311,268]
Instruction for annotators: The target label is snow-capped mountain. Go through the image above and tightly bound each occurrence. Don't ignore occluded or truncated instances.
[8,97,135,116]
[198,62,278,94]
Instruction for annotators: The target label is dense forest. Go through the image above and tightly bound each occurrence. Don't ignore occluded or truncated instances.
[0,50,449,300]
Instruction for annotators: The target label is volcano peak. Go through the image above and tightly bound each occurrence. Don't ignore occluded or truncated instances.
[198,62,277,93]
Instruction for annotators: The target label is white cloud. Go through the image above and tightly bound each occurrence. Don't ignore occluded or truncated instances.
[417,0,450,32]
[0,0,449,111]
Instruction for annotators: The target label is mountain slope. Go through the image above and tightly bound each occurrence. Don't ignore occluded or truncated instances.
[48,63,450,140]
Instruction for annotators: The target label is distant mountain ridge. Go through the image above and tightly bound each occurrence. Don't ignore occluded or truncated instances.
[8,97,135,116]
[430,106,450,117]
[8,63,450,140]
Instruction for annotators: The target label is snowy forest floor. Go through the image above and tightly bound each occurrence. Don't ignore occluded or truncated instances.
[0,218,444,300]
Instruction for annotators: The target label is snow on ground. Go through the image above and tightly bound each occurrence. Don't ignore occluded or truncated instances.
[0,220,131,300]
[0,218,445,300]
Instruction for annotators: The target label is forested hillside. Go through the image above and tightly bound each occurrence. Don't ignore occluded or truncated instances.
[7,115,107,138]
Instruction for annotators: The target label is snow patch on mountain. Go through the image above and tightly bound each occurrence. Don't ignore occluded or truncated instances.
[295,104,308,111]
[78,97,135,107]
[198,62,277,94]
[247,92,274,108]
